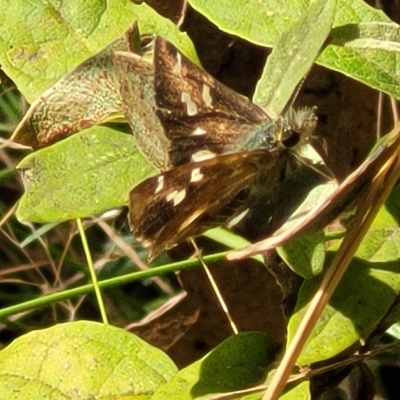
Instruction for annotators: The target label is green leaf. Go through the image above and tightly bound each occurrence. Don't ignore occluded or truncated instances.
[152,332,279,399]
[189,0,388,46]
[254,0,336,113]
[320,21,400,100]
[329,185,400,261]
[189,0,400,100]
[188,0,323,46]
[0,321,177,399]
[136,4,199,65]
[0,1,198,103]
[16,126,156,223]
[354,226,400,262]
[332,22,400,51]
[202,227,264,264]
[277,231,325,279]
[289,255,400,365]
[20,222,59,247]
[280,381,310,400]
[0,0,138,102]
[347,188,400,262]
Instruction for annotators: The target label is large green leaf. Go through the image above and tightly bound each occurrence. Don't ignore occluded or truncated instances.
[0,321,177,399]
[16,126,155,223]
[0,0,137,102]
[188,0,318,46]
[152,332,279,399]
[321,21,400,101]
[189,0,400,99]
[188,0,387,46]
[0,1,198,103]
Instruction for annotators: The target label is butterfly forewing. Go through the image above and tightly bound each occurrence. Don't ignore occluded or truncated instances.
[153,38,280,166]
[114,37,282,170]
[129,150,288,259]
[154,38,269,122]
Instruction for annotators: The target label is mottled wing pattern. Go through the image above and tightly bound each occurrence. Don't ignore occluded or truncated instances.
[153,37,277,166]
[125,36,319,260]
[129,149,289,259]
[113,36,279,170]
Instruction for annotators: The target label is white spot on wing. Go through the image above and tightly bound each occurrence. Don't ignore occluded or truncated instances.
[166,188,186,206]
[190,127,207,136]
[181,92,198,115]
[202,85,213,107]
[155,175,164,194]
[174,189,186,206]
[172,52,182,75]
[191,150,216,162]
[166,190,177,203]
[190,167,204,183]
[227,209,250,228]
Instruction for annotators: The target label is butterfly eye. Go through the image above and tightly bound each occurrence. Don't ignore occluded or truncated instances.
[281,129,301,148]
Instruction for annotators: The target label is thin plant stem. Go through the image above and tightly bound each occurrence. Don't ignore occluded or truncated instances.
[191,239,238,335]
[76,218,109,325]
[0,251,229,320]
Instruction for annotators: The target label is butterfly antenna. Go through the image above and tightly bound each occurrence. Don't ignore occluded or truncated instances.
[281,76,307,116]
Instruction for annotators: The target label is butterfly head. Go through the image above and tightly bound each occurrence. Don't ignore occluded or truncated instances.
[281,106,318,149]
[244,107,317,154]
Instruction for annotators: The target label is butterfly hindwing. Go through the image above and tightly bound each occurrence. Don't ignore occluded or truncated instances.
[112,50,171,170]
[129,150,288,259]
